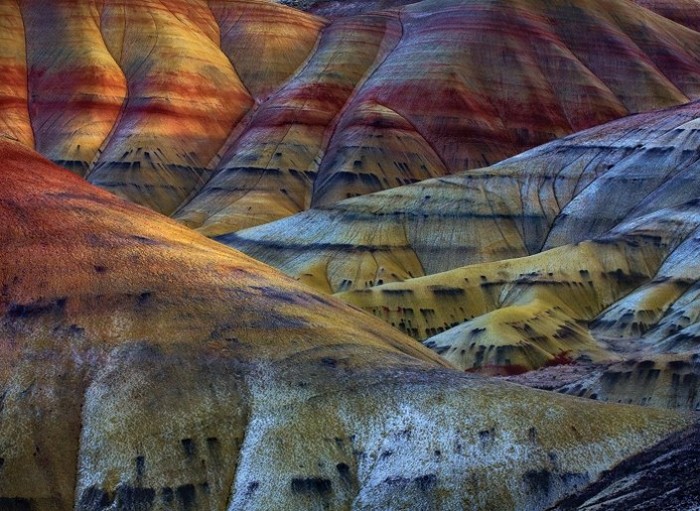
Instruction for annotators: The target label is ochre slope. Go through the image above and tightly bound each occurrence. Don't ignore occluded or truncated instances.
[336,209,700,386]
[1,0,324,216]
[209,0,326,100]
[336,238,665,371]
[0,139,691,511]
[173,11,400,235]
[423,300,609,376]
[84,0,254,215]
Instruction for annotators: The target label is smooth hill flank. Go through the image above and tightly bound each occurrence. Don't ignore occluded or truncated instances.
[176,0,700,233]
[219,99,700,387]
[336,236,668,372]
[3,0,700,231]
[0,138,692,511]
[224,100,700,294]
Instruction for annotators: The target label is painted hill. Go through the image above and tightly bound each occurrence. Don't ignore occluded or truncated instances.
[225,100,700,293]
[1,138,690,510]
[223,100,700,396]
[3,0,700,233]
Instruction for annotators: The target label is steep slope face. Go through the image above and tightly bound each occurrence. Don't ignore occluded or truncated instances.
[0,139,691,511]
[3,0,700,232]
[226,101,700,294]
[552,423,700,510]
[634,0,700,31]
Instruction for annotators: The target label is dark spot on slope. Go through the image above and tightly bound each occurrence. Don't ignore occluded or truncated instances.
[78,486,112,511]
[7,298,67,318]
[181,438,196,457]
[162,487,174,505]
[528,427,538,443]
[415,474,437,492]
[250,286,299,305]
[116,485,156,511]
[245,481,260,497]
[130,235,163,246]
[0,498,31,511]
[176,484,196,510]
[135,456,145,478]
[523,469,551,496]
[291,477,332,495]
[479,429,494,448]
[383,474,437,492]
[336,463,351,483]
[206,437,220,455]
[137,292,153,305]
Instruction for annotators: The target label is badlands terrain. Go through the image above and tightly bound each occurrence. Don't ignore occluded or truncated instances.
[1,0,700,509]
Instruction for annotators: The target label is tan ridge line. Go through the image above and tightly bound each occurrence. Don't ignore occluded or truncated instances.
[192,22,355,226]
[172,2,328,216]
[166,0,257,213]
[86,1,130,178]
[310,9,406,201]
[17,0,36,149]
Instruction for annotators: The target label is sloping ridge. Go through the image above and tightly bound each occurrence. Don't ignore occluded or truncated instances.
[3,0,700,233]
[0,138,691,510]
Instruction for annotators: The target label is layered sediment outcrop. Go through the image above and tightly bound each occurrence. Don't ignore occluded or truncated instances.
[3,0,700,231]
